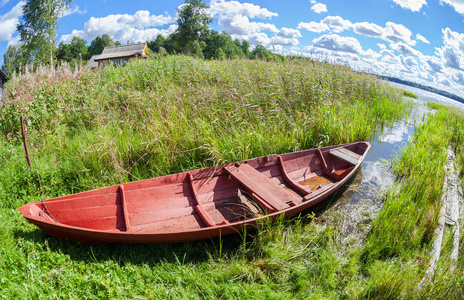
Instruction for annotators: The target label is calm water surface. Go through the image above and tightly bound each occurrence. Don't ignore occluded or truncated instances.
[319,82,463,245]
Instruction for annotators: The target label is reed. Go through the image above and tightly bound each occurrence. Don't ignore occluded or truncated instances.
[0,55,421,299]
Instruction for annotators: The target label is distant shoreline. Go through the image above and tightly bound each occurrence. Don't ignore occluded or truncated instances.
[380,75,464,104]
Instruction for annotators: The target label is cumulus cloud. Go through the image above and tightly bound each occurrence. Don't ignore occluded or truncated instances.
[218,14,277,35]
[298,21,329,33]
[390,42,422,57]
[440,0,464,15]
[391,0,427,11]
[435,28,464,70]
[61,5,87,17]
[0,1,24,42]
[210,0,286,48]
[400,55,419,69]
[244,32,272,45]
[271,36,299,47]
[453,72,464,85]
[424,56,443,73]
[211,0,304,50]
[312,34,364,54]
[416,33,430,44]
[382,22,415,45]
[311,3,327,13]
[209,0,278,18]
[353,22,383,37]
[276,27,302,39]
[59,10,176,43]
[437,46,461,69]
[322,16,352,33]
[0,0,11,7]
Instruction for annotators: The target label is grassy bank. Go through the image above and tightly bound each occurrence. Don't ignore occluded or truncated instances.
[356,104,464,298]
[0,55,419,299]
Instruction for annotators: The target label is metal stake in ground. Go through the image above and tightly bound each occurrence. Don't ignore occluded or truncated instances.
[20,116,32,170]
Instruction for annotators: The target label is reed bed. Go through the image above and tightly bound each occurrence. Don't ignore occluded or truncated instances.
[0,55,426,299]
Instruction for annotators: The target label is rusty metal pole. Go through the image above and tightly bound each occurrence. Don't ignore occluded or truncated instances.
[20,116,32,170]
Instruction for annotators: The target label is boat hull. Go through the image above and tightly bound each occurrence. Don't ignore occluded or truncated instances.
[19,142,371,244]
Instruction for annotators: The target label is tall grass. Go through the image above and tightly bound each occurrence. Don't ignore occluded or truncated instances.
[1,55,406,202]
[358,104,464,298]
[0,55,415,299]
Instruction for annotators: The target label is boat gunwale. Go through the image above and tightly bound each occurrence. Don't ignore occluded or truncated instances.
[18,141,371,243]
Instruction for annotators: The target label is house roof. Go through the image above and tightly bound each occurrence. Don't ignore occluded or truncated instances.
[94,43,149,61]
[0,69,9,82]
[86,55,101,68]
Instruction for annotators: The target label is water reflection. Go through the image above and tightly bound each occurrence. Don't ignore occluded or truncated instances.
[321,88,446,247]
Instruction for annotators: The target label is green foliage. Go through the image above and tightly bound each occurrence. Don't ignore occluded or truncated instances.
[17,0,71,66]
[0,56,416,299]
[358,105,464,298]
[203,31,243,60]
[2,45,24,76]
[402,89,418,98]
[175,0,212,54]
[57,36,89,65]
[88,34,121,57]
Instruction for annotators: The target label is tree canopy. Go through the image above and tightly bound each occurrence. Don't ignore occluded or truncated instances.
[88,34,121,57]
[17,0,72,66]
[2,0,285,71]
[175,0,212,55]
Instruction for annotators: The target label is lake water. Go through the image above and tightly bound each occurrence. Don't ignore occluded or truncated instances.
[316,82,463,248]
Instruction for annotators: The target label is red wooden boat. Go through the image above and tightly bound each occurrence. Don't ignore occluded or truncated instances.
[19,141,370,244]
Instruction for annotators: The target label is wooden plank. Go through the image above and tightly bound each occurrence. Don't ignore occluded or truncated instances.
[188,173,216,227]
[225,163,297,212]
[119,185,131,232]
[329,147,361,165]
[277,156,310,197]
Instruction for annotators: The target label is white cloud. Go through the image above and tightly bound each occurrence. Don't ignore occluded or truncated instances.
[0,0,11,7]
[435,28,464,70]
[312,34,364,54]
[382,22,415,45]
[276,27,302,39]
[390,42,422,57]
[400,55,419,69]
[322,16,352,33]
[311,3,327,14]
[59,10,176,43]
[416,33,430,44]
[243,32,272,46]
[453,72,464,85]
[211,1,303,50]
[0,1,24,42]
[353,22,383,37]
[298,21,329,33]
[218,14,277,35]
[209,0,278,18]
[271,36,299,47]
[61,5,87,18]
[424,56,443,73]
[440,0,464,15]
[436,46,461,69]
[364,49,382,59]
[391,0,427,11]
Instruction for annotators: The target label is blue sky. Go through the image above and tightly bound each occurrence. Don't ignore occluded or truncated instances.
[1,0,464,95]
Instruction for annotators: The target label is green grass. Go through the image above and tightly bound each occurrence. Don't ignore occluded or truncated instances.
[4,55,463,299]
[402,89,418,99]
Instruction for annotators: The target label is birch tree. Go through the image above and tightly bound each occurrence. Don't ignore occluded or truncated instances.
[17,0,71,66]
